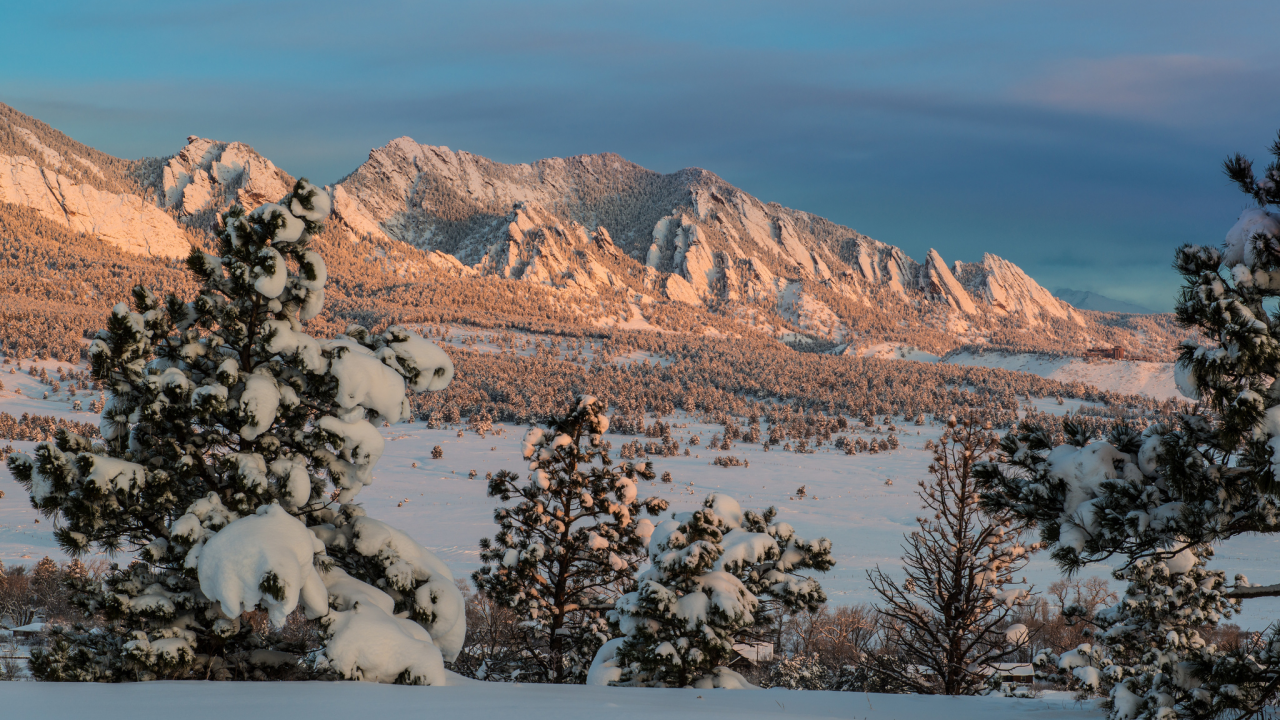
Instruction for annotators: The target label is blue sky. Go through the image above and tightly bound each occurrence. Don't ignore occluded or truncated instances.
[3,1,1279,311]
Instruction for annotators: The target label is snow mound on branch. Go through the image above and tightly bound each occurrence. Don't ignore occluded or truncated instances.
[382,326,455,391]
[238,372,280,441]
[317,414,385,497]
[83,456,147,493]
[197,504,329,626]
[322,566,396,614]
[676,571,756,628]
[586,637,625,686]
[290,180,332,222]
[715,530,777,573]
[322,602,447,685]
[1223,208,1280,267]
[269,455,312,508]
[253,203,305,243]
[351,516,466,660]
[253,247,287,298]
[1046,442,1135,552]
[263,319,327,373]
[1174,360,1200,400]
[327,338,409,422]
[296,250,327,321]
[316,553,456,685]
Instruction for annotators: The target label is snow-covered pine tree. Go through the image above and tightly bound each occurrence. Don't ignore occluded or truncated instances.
[976,133,1280,719]
[9,180,467,684]
[472,396,668,683]
[590,493,833,688]
[868,414,1036,695]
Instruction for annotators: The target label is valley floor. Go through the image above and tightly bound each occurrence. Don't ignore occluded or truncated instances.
[1,357,1276,628]
[0,679,1099,720]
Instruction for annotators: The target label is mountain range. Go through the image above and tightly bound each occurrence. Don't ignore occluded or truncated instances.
[0,101,1182,361]
[1053,288,1155,314]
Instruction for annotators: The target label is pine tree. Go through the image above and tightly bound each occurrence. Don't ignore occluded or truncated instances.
[7,180,465,683]
[596,493,833,688]
[868,414,1036,695]
[977,132,1280,718]
[472,396,668,683]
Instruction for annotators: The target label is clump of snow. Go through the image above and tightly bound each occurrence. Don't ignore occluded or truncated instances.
[83,456,147,493]
[1045,442,1133,552]
[322,602,447,685]
[290,180,332,222]
[197,504,329,626]
[1174,359,1200,400]
[269,455,313,508]
[263,319,327,373]
[254,247,287,298]
[1222,208,1280,267]
[327,339,410,423]
[586,637,625,686]
[381,326,455,391]
[694,667,757,690]
[238,372,280,440]
[253,203,306,243]
[317,414,384,500]
[1113,682,1145,719]
[351,516,466,660]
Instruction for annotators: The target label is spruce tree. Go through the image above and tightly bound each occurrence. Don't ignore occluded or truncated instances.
[977,132,1280,718]
[472,396,668,682]
[868,415,1036,695]
[595,493,833,688]
[8,180,466,683]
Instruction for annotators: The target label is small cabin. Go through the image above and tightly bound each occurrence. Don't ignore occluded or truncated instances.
[1084,346,1126,360]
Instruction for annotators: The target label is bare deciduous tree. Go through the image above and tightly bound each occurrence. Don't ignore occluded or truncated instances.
[868,414,1037,695]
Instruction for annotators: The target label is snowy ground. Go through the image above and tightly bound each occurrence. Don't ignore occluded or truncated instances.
[0,680,1100,719]
[941,352,1179,401]
[1,354,1274,630]
[830,346,1180,401]
[855,343,943,363]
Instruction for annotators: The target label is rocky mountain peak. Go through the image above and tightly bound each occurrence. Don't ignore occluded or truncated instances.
[160,136,295,220]
[0,103,1173,359]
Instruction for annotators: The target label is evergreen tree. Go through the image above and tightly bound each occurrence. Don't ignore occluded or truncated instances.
[7,181,466,683]
[977,133,1280,718]
[868,415,1036,695]
[595,493,833,688]
[472,396,668,682]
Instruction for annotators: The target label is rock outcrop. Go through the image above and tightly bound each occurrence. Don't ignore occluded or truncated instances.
[956,253,1082,326]
[160,137,295,218]
[0,153,191,258]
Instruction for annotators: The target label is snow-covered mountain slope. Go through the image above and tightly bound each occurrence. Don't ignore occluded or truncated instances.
[329,136,1083,325]
[324,136,1188,357]
[0,105,192,257]
[0,102,1187,362]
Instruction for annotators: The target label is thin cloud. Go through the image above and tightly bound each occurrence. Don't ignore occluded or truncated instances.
[1010,54,1270,127]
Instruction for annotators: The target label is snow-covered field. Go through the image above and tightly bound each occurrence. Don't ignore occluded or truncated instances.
[0,679,1100,719]
[2,361,1276,628]
[941,352,1178,401]
[835,345,1180,401]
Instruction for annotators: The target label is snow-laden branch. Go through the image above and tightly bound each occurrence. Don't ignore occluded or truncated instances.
[1227,582,1280,599]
